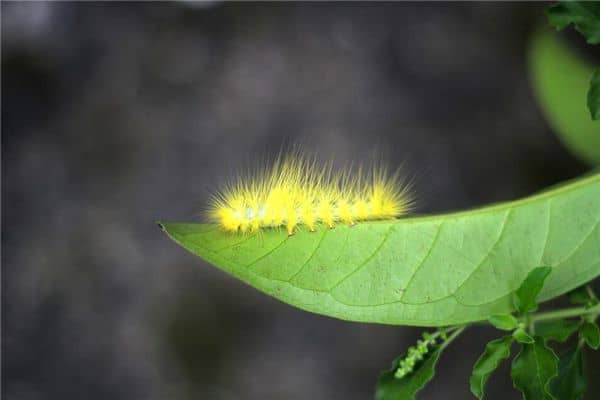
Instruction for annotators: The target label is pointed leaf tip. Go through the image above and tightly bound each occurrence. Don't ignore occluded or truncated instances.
[514,267,553,314]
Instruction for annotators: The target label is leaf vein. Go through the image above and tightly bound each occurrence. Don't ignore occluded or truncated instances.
[557,216,600,266]
[328,224,395,291]
[539,199,553,266]
[452,209,513,297]
[399,222,444,300]
[244,236,290,269]
[287,228,329,282]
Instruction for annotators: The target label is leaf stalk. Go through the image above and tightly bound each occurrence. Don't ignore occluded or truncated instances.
[527,303,600,324]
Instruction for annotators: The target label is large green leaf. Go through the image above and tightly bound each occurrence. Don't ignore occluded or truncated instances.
[511,337,559,400]
[470,335,513,399]
[550,347,586,400]
[160,173,600,326]
[528,28,600,165]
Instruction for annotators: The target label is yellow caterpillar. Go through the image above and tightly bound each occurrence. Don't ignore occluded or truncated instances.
[208,153,413,235]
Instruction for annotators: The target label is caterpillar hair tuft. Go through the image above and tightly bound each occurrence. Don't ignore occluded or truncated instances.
[208,152,413,235]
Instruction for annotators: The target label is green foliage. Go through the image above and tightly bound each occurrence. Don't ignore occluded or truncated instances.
[375,347,442,400]
[511,337,559,400]
[513,328,535,344]
[528,29,600,164]
[380,262,599,399]
[375,327,464,400]
[470,335,513,399]
[535,320,581,343]
[545,1,600,121]
[588,69,600,120]
[514,267,552,314]
[550,347,586,400]
[488,314,518,331]
[393,331,440,379]
[567,285,599,306]
[580,321,600,349]
[547,1,600,44]
[159,174,599,326]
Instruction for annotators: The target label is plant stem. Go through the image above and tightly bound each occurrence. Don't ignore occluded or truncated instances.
[440,326,466,349]
[528,302,600,323]
[526,314,535,335]
[425,325,461,341]
[586,285,597,301]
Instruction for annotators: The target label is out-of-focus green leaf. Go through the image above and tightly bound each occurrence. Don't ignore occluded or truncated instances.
[511,336,559,400]
[580,321,600,349]
[470,335,513,399]
[529,29,600,165]
[550,347,586,400]
[375,347,441,400]
[588,69,600,120]
[547,1,600,45]
[567,285,598,306]
[536,320,581,343]
[514,267,552,314]
[160,174,600,326]
[489,314,519,331]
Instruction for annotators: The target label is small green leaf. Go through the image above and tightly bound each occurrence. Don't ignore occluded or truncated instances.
[470,335,513,399]
[514,267,553,314]
[513,328,535,344]
[567,285,598,306]
[375,347,442,400]
[536,320,581,343]
[511,336,559,400]
[588,69,600,120]
[550,347,586,400]
[580,321,600,349]
[546,1,600,45]
[489,314,519,331]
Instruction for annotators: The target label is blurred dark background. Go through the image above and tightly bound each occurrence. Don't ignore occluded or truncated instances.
[2,2,598,399]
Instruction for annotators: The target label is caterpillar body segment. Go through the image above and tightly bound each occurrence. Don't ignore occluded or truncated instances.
[208,154,413,235]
